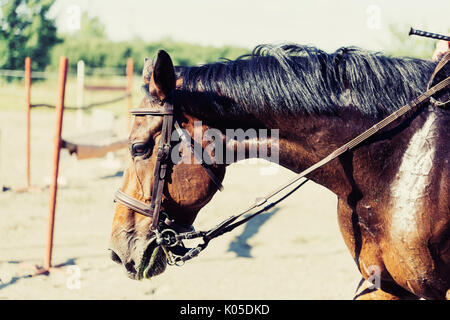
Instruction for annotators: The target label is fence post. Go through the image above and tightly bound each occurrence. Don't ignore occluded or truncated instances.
[76,60,85,129]
[126,58,133,129]
[25,57,31,188]
[44,57,68,271]
[0,130,2,187]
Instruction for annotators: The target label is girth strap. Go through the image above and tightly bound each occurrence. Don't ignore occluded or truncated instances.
[427,51,450,108]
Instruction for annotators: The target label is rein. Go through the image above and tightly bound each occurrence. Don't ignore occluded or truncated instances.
[114,55,449,266]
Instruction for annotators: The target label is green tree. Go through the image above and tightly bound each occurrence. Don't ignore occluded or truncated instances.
[51,12,250,74]
[0,0,61,71]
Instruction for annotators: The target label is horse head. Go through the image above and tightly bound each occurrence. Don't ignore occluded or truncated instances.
[109,50,225,279]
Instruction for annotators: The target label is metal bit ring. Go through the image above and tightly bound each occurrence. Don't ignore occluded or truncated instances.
[160,229,180,247]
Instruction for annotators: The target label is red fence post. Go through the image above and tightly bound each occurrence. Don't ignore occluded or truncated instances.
[25,57,31,188]
[44,57,68,270]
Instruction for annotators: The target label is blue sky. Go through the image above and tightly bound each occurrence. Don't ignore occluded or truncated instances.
[51,0,449,52]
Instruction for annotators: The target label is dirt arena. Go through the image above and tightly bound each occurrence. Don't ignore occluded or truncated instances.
[0,109,361,300]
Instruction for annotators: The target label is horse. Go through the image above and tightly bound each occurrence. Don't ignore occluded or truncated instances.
[109,44,449,300]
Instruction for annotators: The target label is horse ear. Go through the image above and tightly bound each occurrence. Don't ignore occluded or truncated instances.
[142,58,153,86]
[150,50,175,101]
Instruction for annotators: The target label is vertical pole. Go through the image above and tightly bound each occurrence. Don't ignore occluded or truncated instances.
[25,57,31,188]
[0,130,2,186]
[76,60,85,129]
[44,57,68,270]
[126,58,133,130]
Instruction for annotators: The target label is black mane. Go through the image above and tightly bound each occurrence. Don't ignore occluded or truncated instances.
[178,44,436,120]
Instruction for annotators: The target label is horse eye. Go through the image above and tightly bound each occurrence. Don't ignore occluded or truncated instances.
[131,143,148,157]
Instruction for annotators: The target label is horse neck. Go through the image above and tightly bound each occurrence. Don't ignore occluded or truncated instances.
[214,106,435,200]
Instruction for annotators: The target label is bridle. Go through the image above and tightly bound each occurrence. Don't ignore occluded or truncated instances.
[114,92,225,265]
[114,54,449,267]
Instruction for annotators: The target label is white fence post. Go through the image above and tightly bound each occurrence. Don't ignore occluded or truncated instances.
[0,129,2,186]
[76,60,85,129]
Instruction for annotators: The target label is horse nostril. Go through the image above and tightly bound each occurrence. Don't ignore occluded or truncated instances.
[110,250,122,265]
[124,260,136,275]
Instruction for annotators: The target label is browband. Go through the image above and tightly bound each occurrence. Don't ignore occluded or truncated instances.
[129,107,173,115]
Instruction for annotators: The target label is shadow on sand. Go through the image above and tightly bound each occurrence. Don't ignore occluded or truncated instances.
[100,170,123,179]
[0,258,77,291]
[227,208,279,258]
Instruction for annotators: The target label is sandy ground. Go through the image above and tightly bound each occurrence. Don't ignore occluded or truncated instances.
[0,109,361,300]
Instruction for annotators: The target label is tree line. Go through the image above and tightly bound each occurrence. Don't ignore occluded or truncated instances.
[0,1,249,76]
[0,1,439,77]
